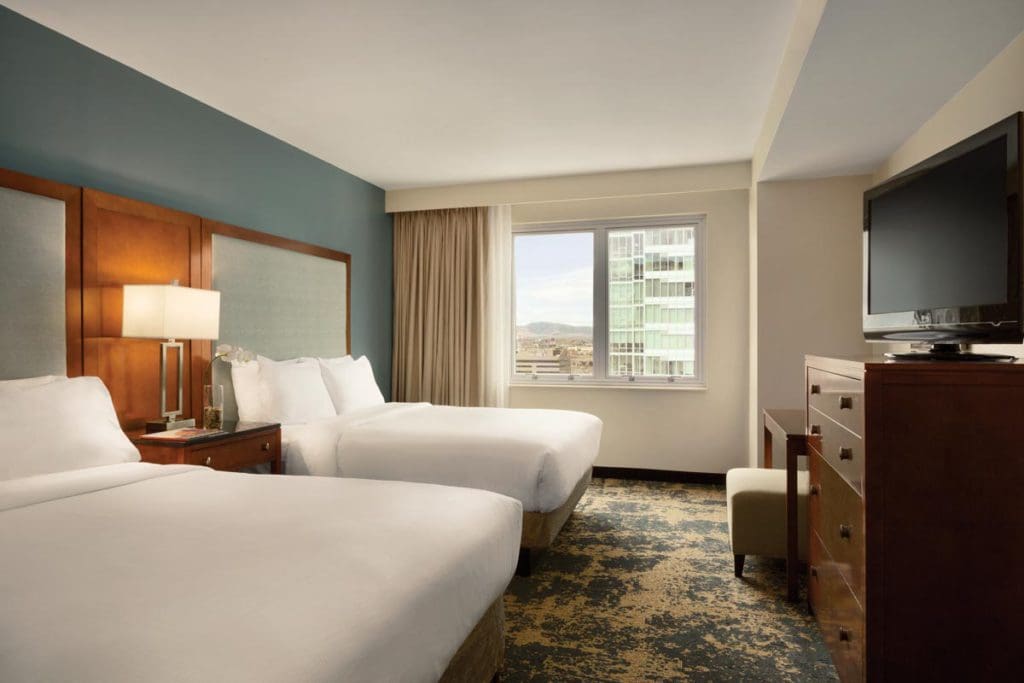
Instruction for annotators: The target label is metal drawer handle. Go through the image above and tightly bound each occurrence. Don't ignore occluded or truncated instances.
[204,456,213,467]
[839,524,852,540]
[810,384,821,395]
[839,626,851,642]
[261,442,271,452]
[838,447,853,461]
[810,424,821,435]
[839,396,853,410]
[810,484,821,496]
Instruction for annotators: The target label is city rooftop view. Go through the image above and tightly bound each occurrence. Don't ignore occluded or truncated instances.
[515,225,697,378]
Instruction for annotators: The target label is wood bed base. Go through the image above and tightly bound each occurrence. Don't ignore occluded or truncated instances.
[517,467,593,576]
[440,596,505,683]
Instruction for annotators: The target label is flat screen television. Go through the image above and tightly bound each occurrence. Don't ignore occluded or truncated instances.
[863,112,1023,360]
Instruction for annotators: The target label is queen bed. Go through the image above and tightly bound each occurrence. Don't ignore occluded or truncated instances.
[279,399,601,564]
[205,223,602,572]
[0,376,522,682]
[225,351,600,573]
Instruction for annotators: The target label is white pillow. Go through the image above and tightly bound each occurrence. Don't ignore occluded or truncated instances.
[319,355,385,415]
[258,356,335,425]
[229,360,263,422]
[320,355,354,367]
[0,376,140,480]
[229,355,309,422]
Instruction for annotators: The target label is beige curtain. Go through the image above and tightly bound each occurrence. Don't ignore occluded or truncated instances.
[393,207,499,406]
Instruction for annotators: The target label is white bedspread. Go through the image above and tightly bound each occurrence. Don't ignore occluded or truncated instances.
[282,403,602,513]
[0,463,521,683]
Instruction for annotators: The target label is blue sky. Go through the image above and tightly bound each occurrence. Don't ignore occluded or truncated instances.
[514,232,593,326]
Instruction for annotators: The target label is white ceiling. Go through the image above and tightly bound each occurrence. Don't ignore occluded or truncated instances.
[4,0,798,189]
[759,0,1024,181]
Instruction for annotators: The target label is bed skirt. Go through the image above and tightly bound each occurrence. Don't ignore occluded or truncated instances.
[439,596,505,683]
[521,467,593,550]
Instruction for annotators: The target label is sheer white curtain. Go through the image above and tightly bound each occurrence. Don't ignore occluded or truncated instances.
[482,205,512,407]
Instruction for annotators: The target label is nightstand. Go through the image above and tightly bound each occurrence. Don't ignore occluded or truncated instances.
[133,422,282,473]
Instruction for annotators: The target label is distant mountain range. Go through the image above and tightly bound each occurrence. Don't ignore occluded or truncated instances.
[516,322,593,337]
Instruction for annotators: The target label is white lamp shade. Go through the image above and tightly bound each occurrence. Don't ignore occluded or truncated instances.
[122,285,221,340]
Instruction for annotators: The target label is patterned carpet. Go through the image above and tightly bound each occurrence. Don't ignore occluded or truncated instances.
[502,478,837,682]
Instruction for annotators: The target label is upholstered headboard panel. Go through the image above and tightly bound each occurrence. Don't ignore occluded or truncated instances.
[207,226,350,421]
[0,186,68,379]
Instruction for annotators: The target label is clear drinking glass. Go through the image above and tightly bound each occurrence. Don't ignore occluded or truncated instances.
[203,384,224,430]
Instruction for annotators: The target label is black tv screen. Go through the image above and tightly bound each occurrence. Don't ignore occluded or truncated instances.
[863,112,1023,345]
[868,137,1008,314]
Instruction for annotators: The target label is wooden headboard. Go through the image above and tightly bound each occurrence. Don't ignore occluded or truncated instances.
[201,220,351,422]
[201,220,350,355]
[82,189,202,429]
[0,164,352,427]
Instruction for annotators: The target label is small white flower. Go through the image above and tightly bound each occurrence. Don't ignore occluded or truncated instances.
[212,344,256,364]
[212,345,256,364]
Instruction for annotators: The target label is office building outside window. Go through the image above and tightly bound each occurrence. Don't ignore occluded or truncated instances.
[607,225,697,378]
[513,215,705,387]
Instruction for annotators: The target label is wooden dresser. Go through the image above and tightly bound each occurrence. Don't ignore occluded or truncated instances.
[805,355,1024,681]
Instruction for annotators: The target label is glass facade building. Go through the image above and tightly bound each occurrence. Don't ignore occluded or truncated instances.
[607,226,696,377]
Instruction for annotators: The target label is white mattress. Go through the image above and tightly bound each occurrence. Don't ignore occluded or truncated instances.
[282,403,603,513]
[0,463,521,683]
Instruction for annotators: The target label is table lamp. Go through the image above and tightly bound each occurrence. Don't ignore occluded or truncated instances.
[122,282,220,432]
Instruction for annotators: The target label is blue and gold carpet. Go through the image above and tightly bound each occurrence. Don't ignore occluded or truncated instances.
[503,478,837,681]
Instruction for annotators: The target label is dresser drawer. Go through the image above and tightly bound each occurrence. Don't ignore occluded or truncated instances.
[808,367,864,437]
[808,408,863,493]
[811,449,864,605]
[809,445,823,558]
[808,526,831,618]
[188,432,279,471]
[809,531,865,683]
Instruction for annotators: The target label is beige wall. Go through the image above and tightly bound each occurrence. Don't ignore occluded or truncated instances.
[385,162,750,213]
[389,28,1024,473]
[875,29,1024,358]
[744,29,1024,464]
[510,189,750,473]
[875,31,1024,183]
[747,183,760,468]
[752,175,873,464]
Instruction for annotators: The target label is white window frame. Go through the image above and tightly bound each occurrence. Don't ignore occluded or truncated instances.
[511,214,707,389]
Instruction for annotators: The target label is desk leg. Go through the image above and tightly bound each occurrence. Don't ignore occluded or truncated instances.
[785,442,799,602]
[763,426,773,469]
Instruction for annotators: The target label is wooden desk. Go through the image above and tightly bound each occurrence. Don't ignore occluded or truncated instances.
[763,408,807,602]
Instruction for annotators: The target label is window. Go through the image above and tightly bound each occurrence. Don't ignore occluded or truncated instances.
[514,232,594,377]
[512,216,705,387]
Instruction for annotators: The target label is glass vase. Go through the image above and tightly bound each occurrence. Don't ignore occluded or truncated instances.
[202,384,224,430]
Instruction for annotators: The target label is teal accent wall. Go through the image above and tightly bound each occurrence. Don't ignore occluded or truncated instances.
[0,6,393,395]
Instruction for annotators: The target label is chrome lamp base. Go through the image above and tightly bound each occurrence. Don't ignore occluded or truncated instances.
[142,338,193,433]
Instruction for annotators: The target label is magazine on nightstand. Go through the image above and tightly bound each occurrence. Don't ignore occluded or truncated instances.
[137,427,225,443]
